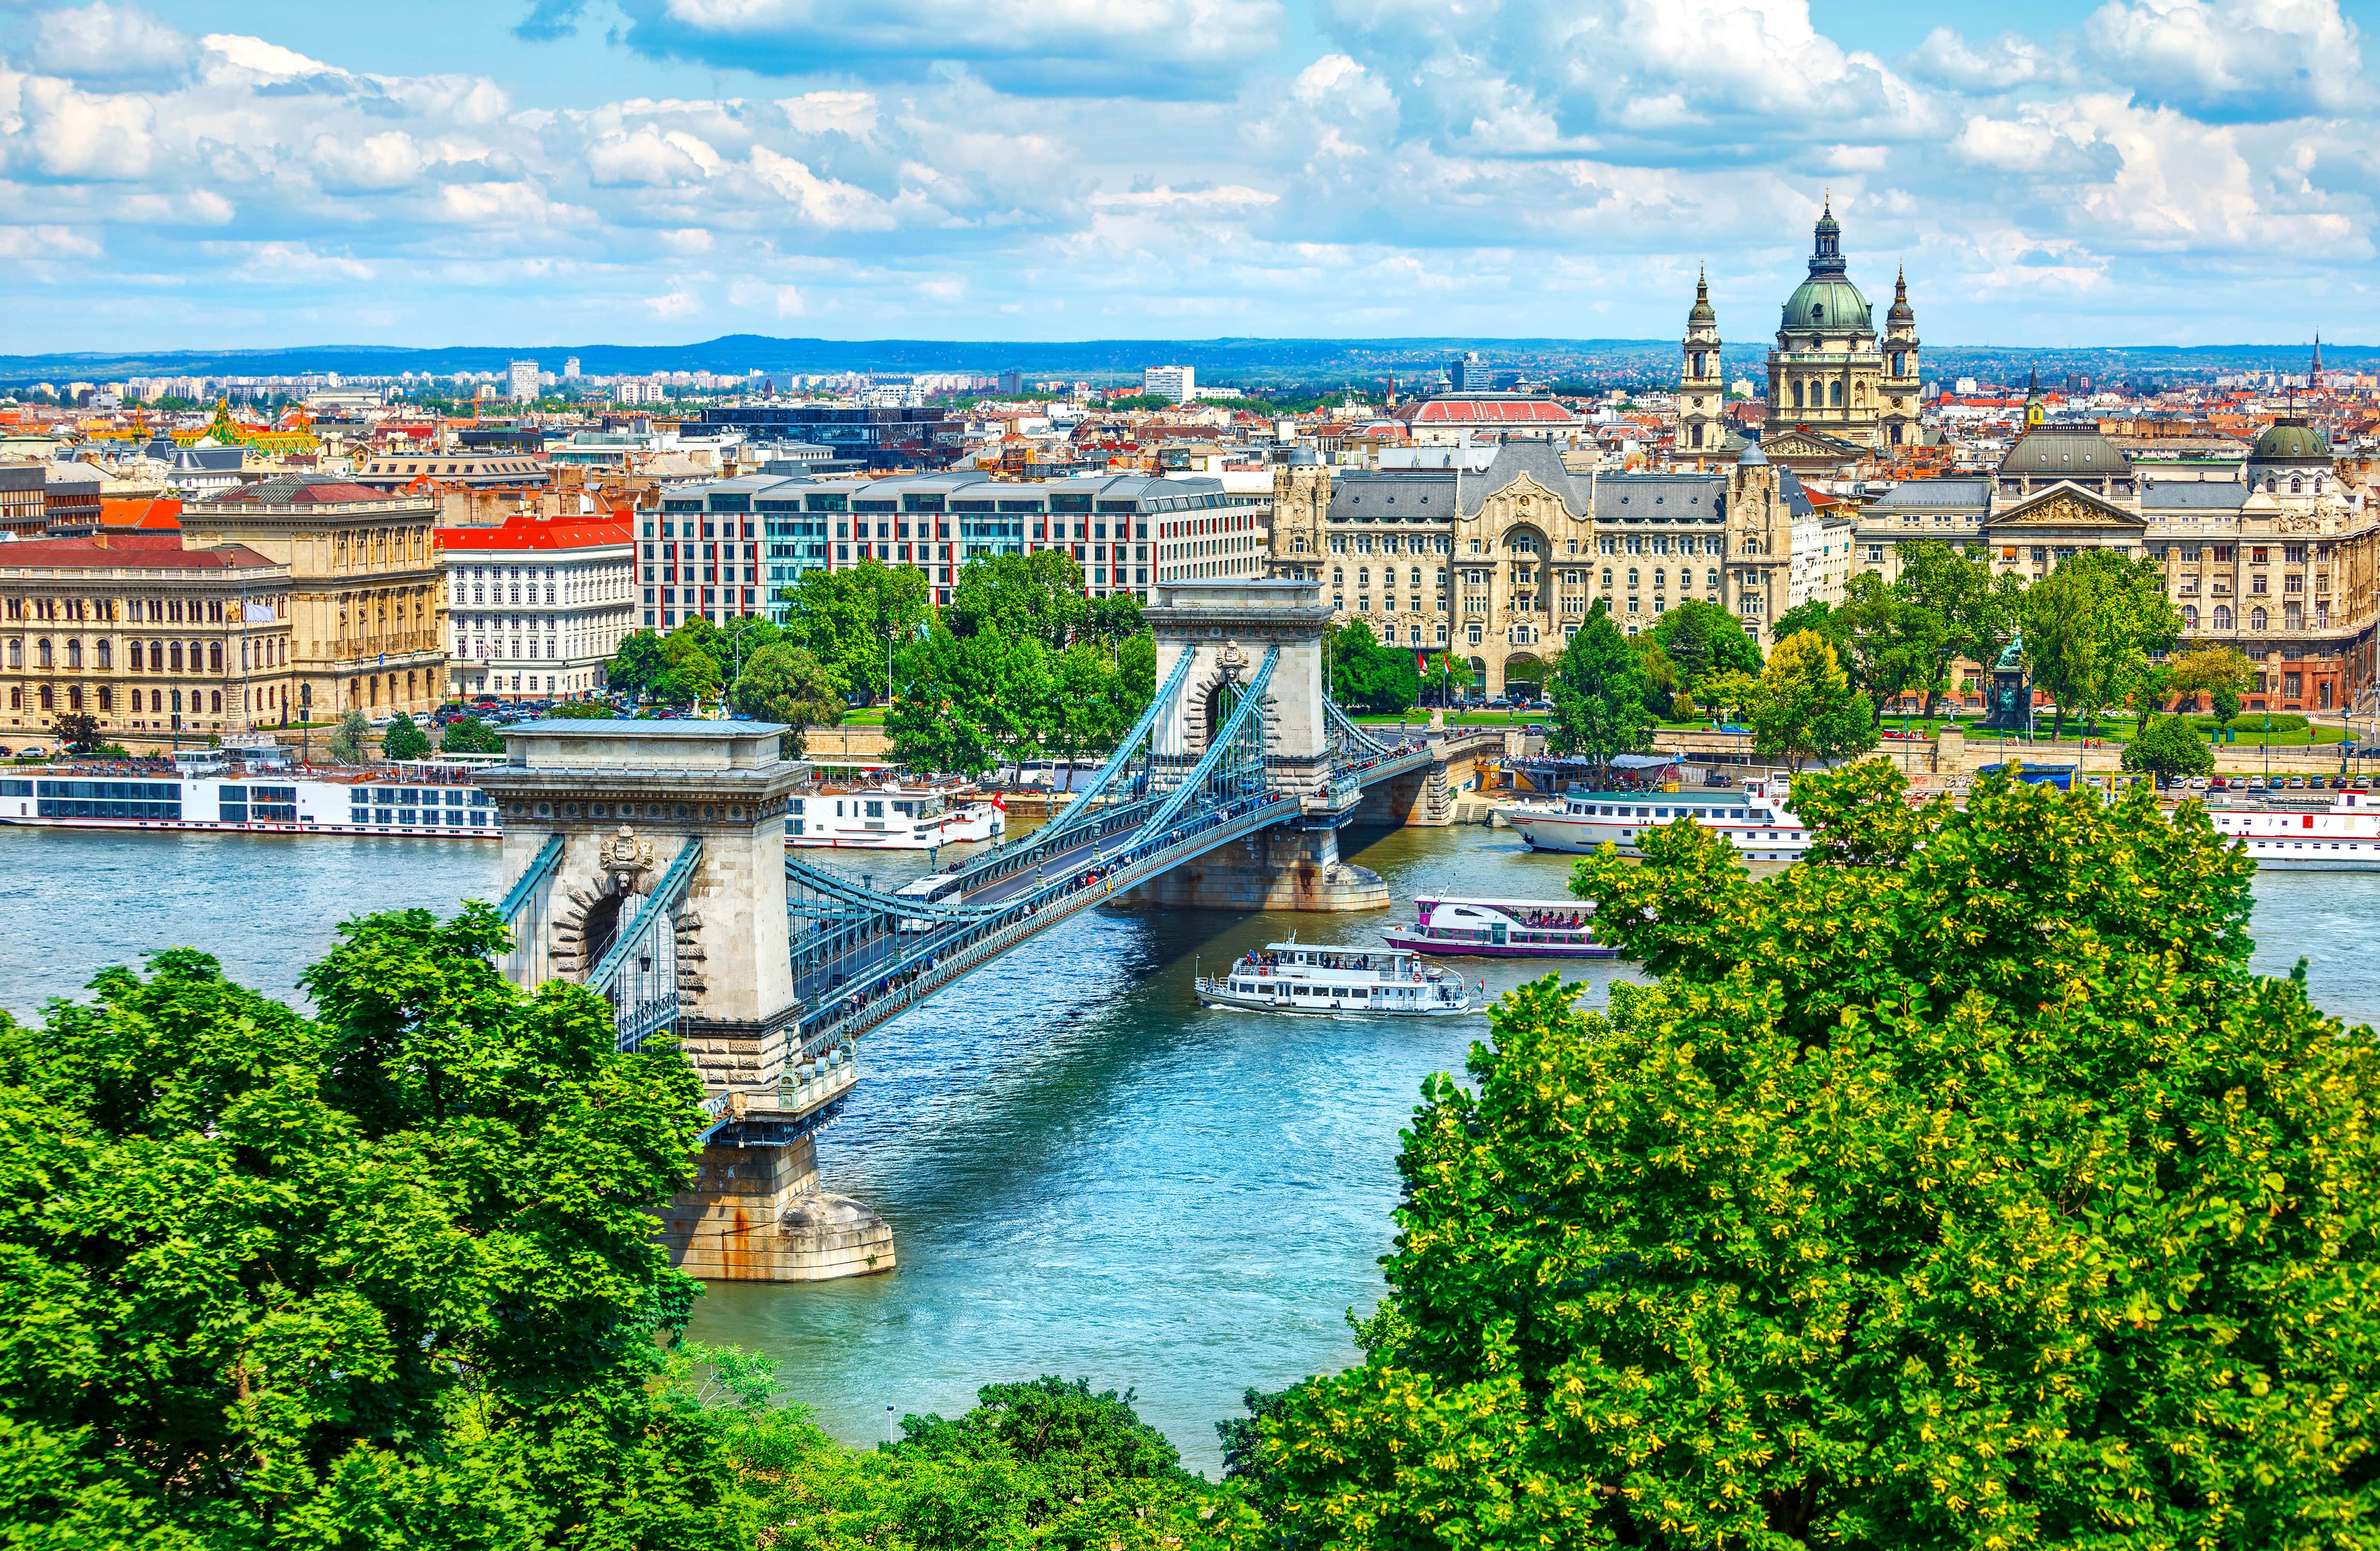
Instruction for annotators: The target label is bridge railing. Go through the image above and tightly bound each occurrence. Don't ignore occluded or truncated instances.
[587,836,704,1053]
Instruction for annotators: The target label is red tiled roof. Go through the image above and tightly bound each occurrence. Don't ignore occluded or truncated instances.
[0,538,279,570]
[99,497,183,530]
[1399,398,1581,425]
[435,515,634,551]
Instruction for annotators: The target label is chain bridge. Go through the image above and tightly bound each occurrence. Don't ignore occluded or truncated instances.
[478,581,1505,1282]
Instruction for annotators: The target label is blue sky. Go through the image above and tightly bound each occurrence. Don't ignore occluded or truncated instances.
[0,0,2371,353]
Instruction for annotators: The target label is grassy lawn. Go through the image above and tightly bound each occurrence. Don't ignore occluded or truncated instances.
[1351,710,1541,727]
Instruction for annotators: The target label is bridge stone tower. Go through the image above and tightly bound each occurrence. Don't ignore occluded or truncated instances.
[480,720,893,1284]
[1132,579,1389,911]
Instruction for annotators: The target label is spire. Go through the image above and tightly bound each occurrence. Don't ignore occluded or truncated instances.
[1688,263,1716,326]
[2023,361,2045,430]
[1886,262,1914,328]
[2311,332,2324,382]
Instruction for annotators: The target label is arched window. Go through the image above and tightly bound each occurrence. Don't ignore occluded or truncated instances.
[1653,569,1666,589]
[210,690,222,714]
[1792,380,1806,408]
[2290,477,2302,494]
[208,641,222,673]
[2266,476,2278,492]
[66,640,81,668]
[149,689,161,712]
[149,641,163,672]
[36,639,52,668]
[2214,605,2233,630]
[38,687,52,710]
[96,640,110,669]
[2183,605,2199,628]
[1829,381,1843,406]
[170,690,181,713]
[97,687,111,710]
[2251,607,2268,631]
[5,641,17,668]
[168,642,183,672]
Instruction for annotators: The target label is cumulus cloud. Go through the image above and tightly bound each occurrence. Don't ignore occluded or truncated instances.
[2085,0,2367,119]
[0,0,2371,346]
[553,0,1284,99]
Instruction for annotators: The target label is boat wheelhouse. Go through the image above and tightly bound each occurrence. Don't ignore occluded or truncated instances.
[1195,939,1473,1015]
[1382,895,1616,959]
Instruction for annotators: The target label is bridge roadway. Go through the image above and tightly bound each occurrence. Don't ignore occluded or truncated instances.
[708,740,1448,1144]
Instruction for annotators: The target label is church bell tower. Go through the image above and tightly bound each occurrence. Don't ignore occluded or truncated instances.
[1881,264,1920,449]
[1680,266,1723,461]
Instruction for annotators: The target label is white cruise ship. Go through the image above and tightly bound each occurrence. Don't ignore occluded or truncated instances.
[2205,787,2380,870]
[1195,938,1473,1015]
[0,763,498,838]
[1502,778,1812,862]
[788,781,1004,849]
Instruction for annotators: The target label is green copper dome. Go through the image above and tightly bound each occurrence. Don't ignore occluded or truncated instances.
[2250,418,2328,462]
[1781,275,1872,333]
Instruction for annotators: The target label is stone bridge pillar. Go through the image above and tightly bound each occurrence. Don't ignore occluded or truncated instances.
[1131,580,1386,911]
[480,719,891,1284]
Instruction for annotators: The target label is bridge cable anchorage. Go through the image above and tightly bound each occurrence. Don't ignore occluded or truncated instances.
[494,833,566,985]
[1123,646,1280,852]
[587,835,705,1051]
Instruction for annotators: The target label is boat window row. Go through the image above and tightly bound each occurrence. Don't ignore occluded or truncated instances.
[363,787,492,807]
[1570,801,1762,820]
[347,796,491,827]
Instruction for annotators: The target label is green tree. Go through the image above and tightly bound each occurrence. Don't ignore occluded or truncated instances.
[1894,541,2018,718]
[381,710,431,760]
[1083,591,1146,645]
[887,624,1051,777]
[1629,632,1683,720]
[1770,597,1846,653]
[2021,548,2181,739]
[730,642,844,757]
[1328,620,1420,715]
[1835,570,1949,724]
[1705,628,1875,774]
[327,707,371,764]
[1262,762,2380,1550]
[1547,601,1652,765]
[1650,598,1760,700]
[439,714,504,754]
[784,561,933,705]
[607,629,669,705]
[48,710,102,755]
[2212,682,2243,737]
[548,700,615,720]
[2170,644,2252,713]
[946,550,1088,649]
[657,628,725,709]
[0,911,736,1548]
[2123,711,2217,779]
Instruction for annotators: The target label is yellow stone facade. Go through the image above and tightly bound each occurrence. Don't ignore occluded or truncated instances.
[179,480,447,722]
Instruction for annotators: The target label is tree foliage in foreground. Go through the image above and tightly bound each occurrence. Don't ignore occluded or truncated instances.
[0,909,734,1549]
[1258,761,2380,1549]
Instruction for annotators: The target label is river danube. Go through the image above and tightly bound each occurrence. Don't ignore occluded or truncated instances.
[2,821,2374,1472]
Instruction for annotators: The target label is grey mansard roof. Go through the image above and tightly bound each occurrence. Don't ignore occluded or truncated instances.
[1864,477,1992,514]
[2141,482,2250,511]
[1326,440,1594,523]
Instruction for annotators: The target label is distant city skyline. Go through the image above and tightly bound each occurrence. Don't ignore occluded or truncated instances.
[0,0,2371,352]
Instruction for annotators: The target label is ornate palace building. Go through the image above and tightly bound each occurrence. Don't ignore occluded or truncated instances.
[180,477,447,722]
[2,535,295,745]
[1854,416,2375,718]
[1753,198,1923,451]
[1269,440,1852,699]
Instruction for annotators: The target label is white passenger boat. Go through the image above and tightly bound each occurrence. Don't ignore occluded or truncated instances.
[1194,938,1474,1015]
[1502,778,1812,862]
[0,761,498,838]
[2206,787,2380,870]
[787,781,1005,849]
[1382,895,1617,959]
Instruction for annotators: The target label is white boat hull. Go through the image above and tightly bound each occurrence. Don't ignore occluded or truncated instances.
[789,808,1004,849]
[1503,807,1812,864]
[1195,984,1472,1015]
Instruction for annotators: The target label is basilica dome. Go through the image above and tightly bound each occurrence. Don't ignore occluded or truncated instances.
[1780,274,1873,333]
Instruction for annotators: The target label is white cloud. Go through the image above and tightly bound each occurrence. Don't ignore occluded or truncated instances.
[1904,27,2076,92]
[587,125,724,185]
[645,287,701,317]
[2085,0,2367,118]
[0,224,103,259]
[747,144,897,229]
[196,33,339,86]
[15,75,157,180]
[29,4,189,87]
[310,131,425,193]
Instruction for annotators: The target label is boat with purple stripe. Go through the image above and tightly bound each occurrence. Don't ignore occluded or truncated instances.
[1381,895,1617,959]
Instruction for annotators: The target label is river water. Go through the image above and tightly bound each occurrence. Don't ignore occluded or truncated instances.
[3,822,2376,1473]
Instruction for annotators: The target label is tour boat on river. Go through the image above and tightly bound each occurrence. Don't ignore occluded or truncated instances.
[1381,895,1617,959]
[2205,787,2380,870]
[1502,778,1813,862]
[1195,938,1474,1015]
[0,755,498,839]
[787,781,1005,849]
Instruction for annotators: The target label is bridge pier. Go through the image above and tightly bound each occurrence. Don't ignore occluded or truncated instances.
[483,719,893,1285]
[657,1136,895,1282]
[1126,819,1388,911]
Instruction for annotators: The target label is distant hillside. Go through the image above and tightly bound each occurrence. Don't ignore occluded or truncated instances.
[0,333,2364,387]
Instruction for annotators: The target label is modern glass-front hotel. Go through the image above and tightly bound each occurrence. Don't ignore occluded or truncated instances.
[642,468,1265,631]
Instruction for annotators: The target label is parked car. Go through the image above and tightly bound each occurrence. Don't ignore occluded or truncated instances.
[2189,776,2210,789]
[2289,775,2308,789]
[18,745,48,759]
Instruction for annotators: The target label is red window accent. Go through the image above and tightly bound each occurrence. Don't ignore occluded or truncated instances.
[2305,815,2315,829]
